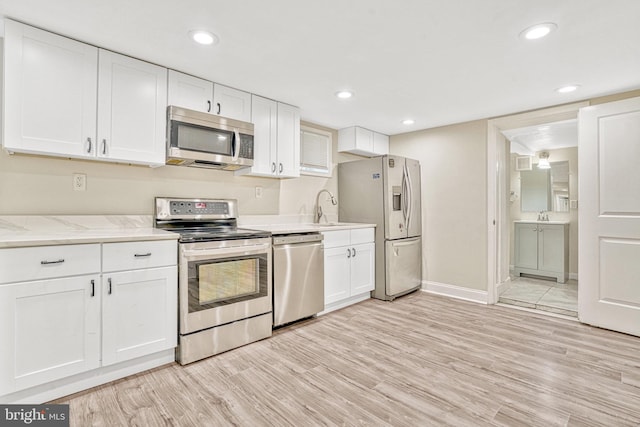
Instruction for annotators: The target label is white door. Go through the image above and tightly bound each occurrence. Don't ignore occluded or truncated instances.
[350,242,375,295]
[3,20,98,158]
[102,267,177,366]
[97,49,167,166]
[276,103,301,178]
[212,83,252,122]
[324,246,351,305]
[0,275,101,395]
[249,95,278,176]
[167,70,214,113]
[579,96,640,336]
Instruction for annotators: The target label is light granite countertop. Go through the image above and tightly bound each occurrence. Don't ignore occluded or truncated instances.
[513,220,570,225]
[247,222,376,235]
[0,216,178,248]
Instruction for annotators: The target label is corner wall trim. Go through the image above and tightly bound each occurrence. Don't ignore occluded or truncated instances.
[422,281,489,304]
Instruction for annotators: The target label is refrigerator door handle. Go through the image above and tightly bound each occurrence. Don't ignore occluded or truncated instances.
[403,164,412,230]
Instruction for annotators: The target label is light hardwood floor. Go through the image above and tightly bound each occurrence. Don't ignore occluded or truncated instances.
[54,292,640,426]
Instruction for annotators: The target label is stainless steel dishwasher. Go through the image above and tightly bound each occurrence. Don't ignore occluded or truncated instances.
[272,233,324,327]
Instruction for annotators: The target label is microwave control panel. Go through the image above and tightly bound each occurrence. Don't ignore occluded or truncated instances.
[238,135,254,159]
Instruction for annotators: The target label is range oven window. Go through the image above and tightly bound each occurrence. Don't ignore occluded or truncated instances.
[187,254,268,312]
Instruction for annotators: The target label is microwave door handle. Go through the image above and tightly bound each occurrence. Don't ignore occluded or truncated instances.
[232,129,240,161]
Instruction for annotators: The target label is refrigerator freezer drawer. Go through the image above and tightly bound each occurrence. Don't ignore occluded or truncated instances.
[385,237,422,297]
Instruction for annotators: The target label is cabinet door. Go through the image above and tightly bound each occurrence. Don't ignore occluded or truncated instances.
[167,70,214,113]
[373,132,389,155]
[350,242,375,295]
[514,223,539,269]
[102,267,177,366]
[212,83,251,122]
[0,275,100,395]
[324,246,351,305]
[97,50,167,166]
[3,20,98,158]
[538,225,564,273]
[248,95,278,176]
[276,103,301,178]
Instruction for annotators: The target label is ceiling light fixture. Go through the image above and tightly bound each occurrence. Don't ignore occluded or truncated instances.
[335,91,354,99]
[402,119,415,125]
[537,151,551,169]
[556,84,580,94]
[520,22,557,40]
[189,30,219,45]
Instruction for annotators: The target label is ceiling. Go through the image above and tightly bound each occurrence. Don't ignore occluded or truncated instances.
[503,119,577,155]
[1,0,639,135]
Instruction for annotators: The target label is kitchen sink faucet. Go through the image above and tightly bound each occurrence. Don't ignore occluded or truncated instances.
[315,189,337,223]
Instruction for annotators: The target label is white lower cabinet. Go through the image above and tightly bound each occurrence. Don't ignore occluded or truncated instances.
[322,228,375,312]
[514,222,569,283]
[0,240,177,400]
[0,274,101,396]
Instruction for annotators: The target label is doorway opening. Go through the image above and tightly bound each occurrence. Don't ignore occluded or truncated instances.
[486,102,587,318]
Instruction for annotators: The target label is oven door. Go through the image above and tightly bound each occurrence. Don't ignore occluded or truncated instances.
[179,239,272,335]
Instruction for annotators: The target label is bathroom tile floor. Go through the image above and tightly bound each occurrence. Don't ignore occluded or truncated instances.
[499,276,578,317]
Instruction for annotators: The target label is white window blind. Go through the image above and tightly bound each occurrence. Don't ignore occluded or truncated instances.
[300,125,332,177]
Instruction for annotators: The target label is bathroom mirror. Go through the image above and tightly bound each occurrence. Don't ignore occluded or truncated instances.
[520,161,569,212]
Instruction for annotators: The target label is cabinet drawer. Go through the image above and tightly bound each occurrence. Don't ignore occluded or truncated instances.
[321,230,351,248]
[350,228,375,245]
[102,240,177,272]
[0,244,101,284]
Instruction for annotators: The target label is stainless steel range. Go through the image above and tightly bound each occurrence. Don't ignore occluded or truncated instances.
[155,197,272,365]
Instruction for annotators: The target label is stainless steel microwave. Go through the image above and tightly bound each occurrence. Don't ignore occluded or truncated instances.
[166,106,254,170]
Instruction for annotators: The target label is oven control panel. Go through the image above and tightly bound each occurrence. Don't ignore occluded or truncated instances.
[170,200,229,215]
[155,197,238,220]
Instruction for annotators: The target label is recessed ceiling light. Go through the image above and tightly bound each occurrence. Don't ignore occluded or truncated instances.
[556,84,580,94]
[335,91,354,99]
[520,22,557,40]
[402,119,415,125]
[189,30,219,45]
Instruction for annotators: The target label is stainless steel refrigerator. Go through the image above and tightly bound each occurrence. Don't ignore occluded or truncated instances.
[338,155,422,300]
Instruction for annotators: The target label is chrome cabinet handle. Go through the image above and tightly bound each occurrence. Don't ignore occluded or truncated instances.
[271,162,276,173]
[102,139,107,155]
[86,137,92,153]
[41,259,65,265]
[207,100,212,112]
[108,277,112,295]
[279,163,283,173]
[216,102,221,114]
[91,279,95,297]
[352,247,356,257]
[532,228,538,231]
[134,252,152,257]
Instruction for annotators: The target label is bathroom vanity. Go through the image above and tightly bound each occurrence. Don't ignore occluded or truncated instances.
[513,221,569,283]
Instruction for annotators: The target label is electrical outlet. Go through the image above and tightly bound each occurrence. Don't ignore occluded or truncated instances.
[73,173,87,191]
[255,186,263,199]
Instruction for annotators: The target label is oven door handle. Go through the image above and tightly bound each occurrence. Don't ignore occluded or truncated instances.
[181,243,271,260]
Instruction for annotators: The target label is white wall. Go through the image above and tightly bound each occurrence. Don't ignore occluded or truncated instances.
[391,120,488,291]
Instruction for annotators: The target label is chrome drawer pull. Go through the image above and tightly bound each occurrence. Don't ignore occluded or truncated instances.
[134,252,152,257]
[41,259,65,265]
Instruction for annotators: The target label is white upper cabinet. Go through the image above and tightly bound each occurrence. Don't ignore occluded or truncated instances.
[338,126,389,157]
[167,70,214,113]
[97,50,167,166]
[3,19,98,158]
[236,96,300,178]
[212,83,252,122]
[3,20,167,166]
[276,102,301,178]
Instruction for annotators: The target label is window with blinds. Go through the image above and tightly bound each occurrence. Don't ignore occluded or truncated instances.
[300,125,333,177]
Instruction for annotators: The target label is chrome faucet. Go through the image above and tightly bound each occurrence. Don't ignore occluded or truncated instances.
[538,211,549,221]
[315,189,337,223]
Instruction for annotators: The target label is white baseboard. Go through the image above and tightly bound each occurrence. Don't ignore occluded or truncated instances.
[422,281,489,304]
[569,273,578,281]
